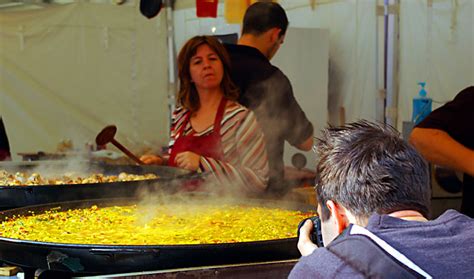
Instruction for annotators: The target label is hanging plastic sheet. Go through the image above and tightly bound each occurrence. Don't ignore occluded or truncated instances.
[0,2,170,159]
[397,0,473,129]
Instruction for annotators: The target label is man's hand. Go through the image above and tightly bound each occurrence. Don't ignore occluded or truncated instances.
[296,136,313,151]
[297,219,318,256]
[175,151,201,171]
[140,154,163,165]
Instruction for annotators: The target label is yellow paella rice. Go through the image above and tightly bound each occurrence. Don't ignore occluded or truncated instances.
[0,170,158,186]
[0,204,314,245]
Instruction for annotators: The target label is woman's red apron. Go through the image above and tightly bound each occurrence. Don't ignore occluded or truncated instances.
[168,98,227,181]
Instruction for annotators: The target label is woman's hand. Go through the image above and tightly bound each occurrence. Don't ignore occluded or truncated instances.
[140,154,163,165]
[175,151,201,171]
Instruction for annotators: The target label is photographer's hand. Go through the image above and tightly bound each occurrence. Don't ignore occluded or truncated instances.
[297,220,318,256]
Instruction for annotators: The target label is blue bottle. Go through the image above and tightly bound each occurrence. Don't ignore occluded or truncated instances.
[412,82,432,125]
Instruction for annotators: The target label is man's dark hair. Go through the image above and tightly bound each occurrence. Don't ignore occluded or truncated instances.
[315,120,431,222]
[242,2,288,37]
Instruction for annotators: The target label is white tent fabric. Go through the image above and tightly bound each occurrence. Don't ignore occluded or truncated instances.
[398,0,474,128]
[284,0,474,128]
[1,0,472,161]
[280,0,378,125]
[0,2,169,159]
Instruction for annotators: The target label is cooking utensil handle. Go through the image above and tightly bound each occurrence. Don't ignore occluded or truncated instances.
[110,139,144,165]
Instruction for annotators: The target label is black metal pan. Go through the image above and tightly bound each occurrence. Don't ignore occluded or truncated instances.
[0,161,198,210]
[0,197,314,276]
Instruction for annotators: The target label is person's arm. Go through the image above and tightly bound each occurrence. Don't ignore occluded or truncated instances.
[409,127,474,176]
[199,110,269,194]
[140,154,166,165]
[296,136,314,151]
[270,71,314,150]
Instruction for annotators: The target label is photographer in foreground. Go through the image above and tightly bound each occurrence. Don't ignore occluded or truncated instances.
[290,120,474,279]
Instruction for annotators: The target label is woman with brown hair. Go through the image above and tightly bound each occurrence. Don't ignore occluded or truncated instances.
[141,36,269,194]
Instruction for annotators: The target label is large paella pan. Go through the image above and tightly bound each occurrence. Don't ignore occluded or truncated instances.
[0,196,315,276]
[0,160,197,210]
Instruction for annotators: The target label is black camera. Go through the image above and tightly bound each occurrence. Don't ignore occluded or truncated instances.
[297,216,324,247]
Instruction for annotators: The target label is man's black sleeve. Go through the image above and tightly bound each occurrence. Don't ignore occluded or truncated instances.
[416,86,474,147]
[272,70,314,146]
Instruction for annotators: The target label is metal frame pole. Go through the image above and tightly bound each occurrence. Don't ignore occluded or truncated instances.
[164,0,177,135]
[384,0,400,127]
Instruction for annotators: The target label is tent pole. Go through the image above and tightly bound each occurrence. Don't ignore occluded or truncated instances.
[165,0,177,134]
[375,0,386,123]
[384,0,400,128]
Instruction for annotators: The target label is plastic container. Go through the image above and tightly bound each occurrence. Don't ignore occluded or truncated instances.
[412,82,432,125]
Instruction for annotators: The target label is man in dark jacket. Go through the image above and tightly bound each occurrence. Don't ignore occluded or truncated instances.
[225,2,314,196]
[290,120,474,278]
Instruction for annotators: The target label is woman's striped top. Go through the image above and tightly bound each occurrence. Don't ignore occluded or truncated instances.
[169,101,269,195]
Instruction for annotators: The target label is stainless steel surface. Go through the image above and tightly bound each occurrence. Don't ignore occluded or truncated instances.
[75,260,299,279]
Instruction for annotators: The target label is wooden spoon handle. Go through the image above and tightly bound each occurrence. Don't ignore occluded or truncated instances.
[110,139,144,165]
